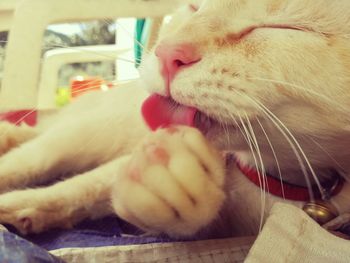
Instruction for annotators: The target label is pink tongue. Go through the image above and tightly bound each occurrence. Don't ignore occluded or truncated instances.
[142,94,197,131]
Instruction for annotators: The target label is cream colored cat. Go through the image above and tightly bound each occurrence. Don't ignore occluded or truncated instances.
[0,0,350,238]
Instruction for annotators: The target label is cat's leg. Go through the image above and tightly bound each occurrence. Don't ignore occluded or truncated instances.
[0,156,130,234]
[0,126,225,236]
[111,126,227,237]
[0,132,74,192]
[0,89,148,192]
[0,119,144,192]
[0,122,38,155]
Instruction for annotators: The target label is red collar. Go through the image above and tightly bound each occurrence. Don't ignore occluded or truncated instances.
[236,162,344,202]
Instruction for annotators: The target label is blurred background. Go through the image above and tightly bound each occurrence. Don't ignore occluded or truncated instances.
[0,0,174,125]
[0,18,140,107]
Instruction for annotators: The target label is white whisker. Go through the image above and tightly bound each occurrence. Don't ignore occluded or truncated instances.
[308,136,345,172]
[255,100,325,199]
[256,116,285,199]
[222,121,231,146]
[0,110,37,141]
[247,76,349,113]
[245,113,269,193]
[239,93,322,200]
[238,115,265,233]
[243,113,269,231]
[115,20,151,56]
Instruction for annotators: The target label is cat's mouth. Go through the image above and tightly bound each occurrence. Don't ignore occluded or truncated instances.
[141,94,214,134]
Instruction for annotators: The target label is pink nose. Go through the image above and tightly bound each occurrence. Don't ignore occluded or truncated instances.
[155,43,201,94]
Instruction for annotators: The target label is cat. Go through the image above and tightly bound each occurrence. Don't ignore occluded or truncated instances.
[0,0,350,239]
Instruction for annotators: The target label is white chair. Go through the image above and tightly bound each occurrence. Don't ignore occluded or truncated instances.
[0,0,22,32]
[0,0,180,110]
[37,45,130,109]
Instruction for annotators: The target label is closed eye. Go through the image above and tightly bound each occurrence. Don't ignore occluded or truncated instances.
[242,24,311,38]
[260,24,311,33]
[215,24,313,47]
[233,24,312,42]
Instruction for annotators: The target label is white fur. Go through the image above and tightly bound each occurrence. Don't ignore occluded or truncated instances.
[0,0,350,237]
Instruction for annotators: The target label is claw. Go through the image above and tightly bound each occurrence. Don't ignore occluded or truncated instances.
[19,217,32,234]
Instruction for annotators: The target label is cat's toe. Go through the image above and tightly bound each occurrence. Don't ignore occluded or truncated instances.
[112,126,226,237]
[0,190,72,234]
[0,196,38,234]
[0,208,40,235]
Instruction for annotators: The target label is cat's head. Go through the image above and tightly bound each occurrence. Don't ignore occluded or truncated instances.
[140,0,350,183]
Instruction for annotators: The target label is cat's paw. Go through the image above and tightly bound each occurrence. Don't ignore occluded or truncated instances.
[0,189,73,234]
[112,126,226,237]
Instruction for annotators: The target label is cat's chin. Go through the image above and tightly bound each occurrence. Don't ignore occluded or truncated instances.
[194,111,235,136]
[193,111,243,154]
[193,112,214,135]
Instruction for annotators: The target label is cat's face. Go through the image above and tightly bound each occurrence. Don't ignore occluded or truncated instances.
[140,0,350,181]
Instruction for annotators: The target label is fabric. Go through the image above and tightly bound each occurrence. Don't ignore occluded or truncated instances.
[1,216,254,262]
[0,228,63,263]
[4,203,350,262]
[246,203,350,263]
[25,216,176,251]
[51,237,254,263]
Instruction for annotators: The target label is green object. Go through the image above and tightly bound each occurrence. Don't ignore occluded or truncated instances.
[134,19,151,67]
[135,19,145,67]
[56,87,71,107]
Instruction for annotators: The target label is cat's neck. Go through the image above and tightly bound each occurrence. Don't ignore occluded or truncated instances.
[268,167,342,187]
[234,151,348,188]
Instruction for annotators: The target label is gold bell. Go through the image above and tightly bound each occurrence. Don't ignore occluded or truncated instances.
[303,200,339,225]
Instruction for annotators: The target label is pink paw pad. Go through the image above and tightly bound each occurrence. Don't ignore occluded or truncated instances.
[145,144,170,166]
[165,126,180,134]
[127,165,141,182]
